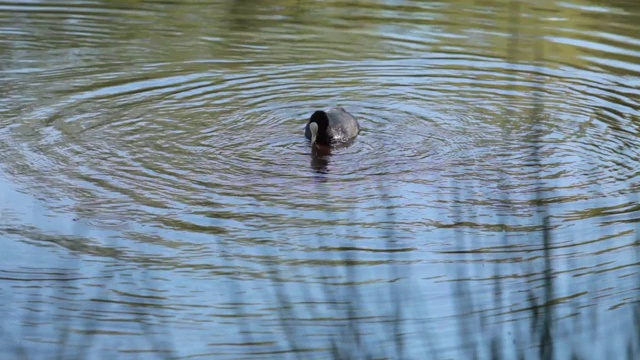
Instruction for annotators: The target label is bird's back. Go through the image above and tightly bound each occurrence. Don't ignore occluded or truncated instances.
[326,107,360,142]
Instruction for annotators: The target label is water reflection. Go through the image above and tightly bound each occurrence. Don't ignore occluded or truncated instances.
[0,0,639,358]
[310,144,331,174]
[309,137,359,174]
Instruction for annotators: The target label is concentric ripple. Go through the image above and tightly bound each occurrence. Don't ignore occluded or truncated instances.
[1,0,640,358]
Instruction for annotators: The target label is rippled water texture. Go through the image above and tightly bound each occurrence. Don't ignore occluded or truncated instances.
[1,0,640,358]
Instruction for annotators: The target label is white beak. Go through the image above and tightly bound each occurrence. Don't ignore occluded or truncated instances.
[309,122,318,144]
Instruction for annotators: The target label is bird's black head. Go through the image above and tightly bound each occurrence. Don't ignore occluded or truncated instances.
[307,110,330,145]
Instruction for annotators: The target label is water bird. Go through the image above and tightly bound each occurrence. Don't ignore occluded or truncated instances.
[305,107,360,146]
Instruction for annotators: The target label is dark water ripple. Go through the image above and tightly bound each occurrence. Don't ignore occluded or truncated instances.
[1,0,640,358]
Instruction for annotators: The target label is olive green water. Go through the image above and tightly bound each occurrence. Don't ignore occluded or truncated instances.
[1,0,639,359]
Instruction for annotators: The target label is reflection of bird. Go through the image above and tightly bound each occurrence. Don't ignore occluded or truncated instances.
[305,107,361,146]
[310,144,331,174]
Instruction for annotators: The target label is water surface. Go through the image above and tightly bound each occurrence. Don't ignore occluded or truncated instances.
[1,0,639,358]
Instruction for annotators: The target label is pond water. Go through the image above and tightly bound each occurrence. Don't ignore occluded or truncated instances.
[1,0,639,358]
